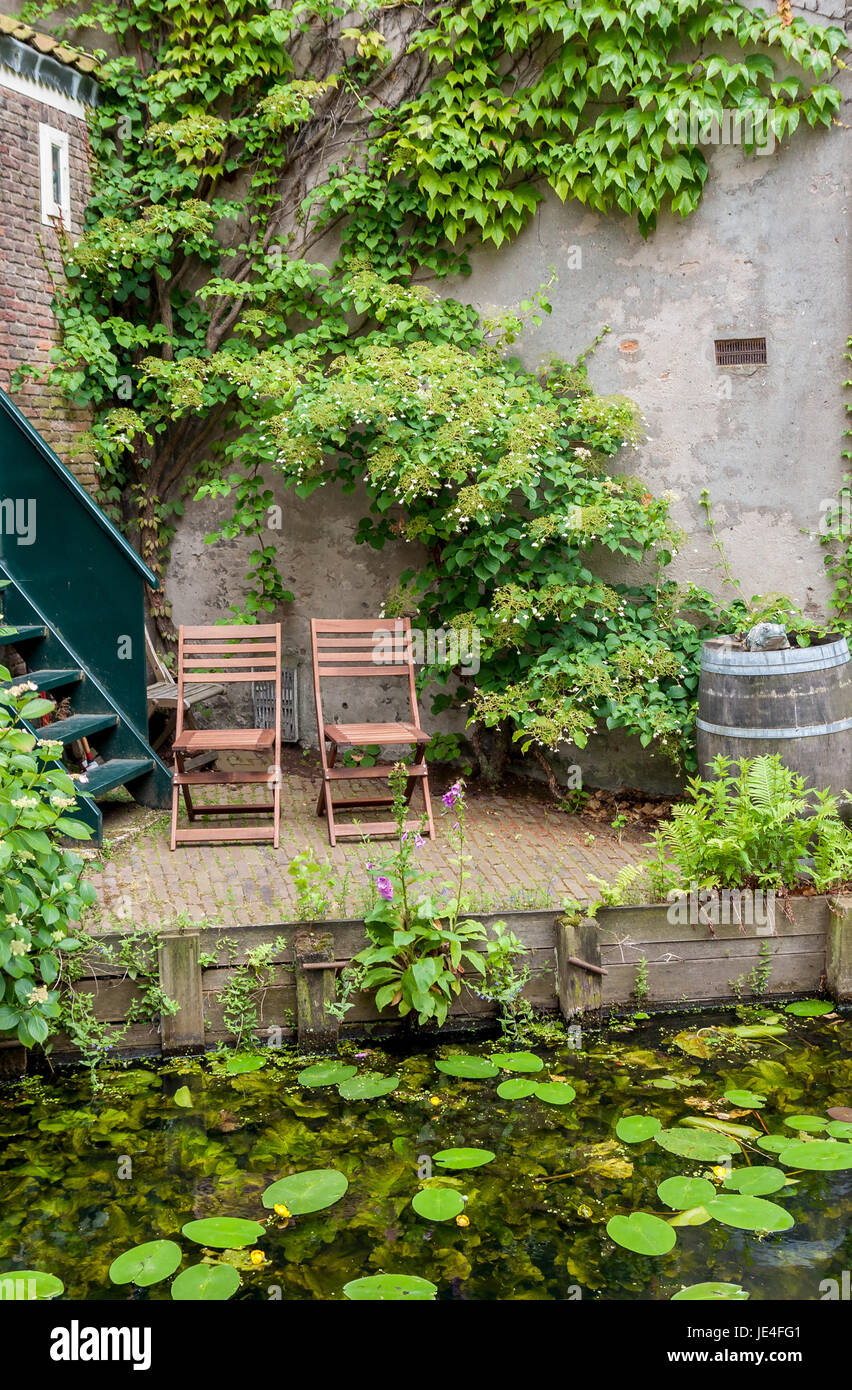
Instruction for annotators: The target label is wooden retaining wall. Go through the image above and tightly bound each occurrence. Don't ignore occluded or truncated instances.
[36,895,852,1064]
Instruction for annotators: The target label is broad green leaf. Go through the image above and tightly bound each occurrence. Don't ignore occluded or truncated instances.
[343,1273,437,1301]
[171,1263,240,1301]
[109,1240,182,1286]
[705,1194,794,1233]
[181,1218,265,1249]
[297,1062,357,1087]
[435,1055,499,1079]
[411,1188,466,1222]
[657,1176,716,1210]
[433,1147,495,1170]
[337,1073,399,1101]
[616,1115,662,1143]
[606,1212,676,1256]
[261,1168,348,1214]
[672,1282,749,1301]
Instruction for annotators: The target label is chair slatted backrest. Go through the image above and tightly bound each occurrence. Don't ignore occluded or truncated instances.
[176,624,282,744]
[310,617,421,731]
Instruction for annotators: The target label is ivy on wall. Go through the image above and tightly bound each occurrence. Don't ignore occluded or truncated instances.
[16,0,848,783]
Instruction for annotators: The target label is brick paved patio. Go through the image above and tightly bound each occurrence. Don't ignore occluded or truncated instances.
[81,759,651,933]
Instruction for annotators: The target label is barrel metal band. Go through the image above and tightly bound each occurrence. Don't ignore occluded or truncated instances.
[697,716,852,740]
[701,651,849,676]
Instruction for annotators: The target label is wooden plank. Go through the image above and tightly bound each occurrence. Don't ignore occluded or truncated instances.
[72,977,146,1019]
[202,964,295,991]
[202,984,297,1037]
[294,930,339,1050]
[159,930,204,1053]
[601,933,825,966]
[181,623,280,637]
[312,618,405,631]
[49,1023,161,1058]
[826,894,852,1002]
[596,896,828,944]
[601,950,826,1005]
[173,826,277,843]
[556,917,603,1018]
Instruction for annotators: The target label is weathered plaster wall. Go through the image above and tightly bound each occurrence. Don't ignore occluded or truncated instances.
[167,2,851,791]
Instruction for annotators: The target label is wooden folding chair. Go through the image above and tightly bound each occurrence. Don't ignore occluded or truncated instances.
[169,624,282,849]
[311,617,435,847]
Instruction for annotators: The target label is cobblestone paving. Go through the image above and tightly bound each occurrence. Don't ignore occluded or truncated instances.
[83,766,650,933]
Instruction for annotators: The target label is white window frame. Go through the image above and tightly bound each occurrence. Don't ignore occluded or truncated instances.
[38,123,71,227]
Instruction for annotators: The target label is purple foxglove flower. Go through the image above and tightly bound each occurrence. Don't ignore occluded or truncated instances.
[376,876,394,901]
[414,834,425,848]
[442,781,463,808]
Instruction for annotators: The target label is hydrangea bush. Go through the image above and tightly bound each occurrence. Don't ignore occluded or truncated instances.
[0,669,95,1048]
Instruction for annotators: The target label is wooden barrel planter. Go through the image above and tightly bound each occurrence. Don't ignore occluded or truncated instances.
[697,635,852,804]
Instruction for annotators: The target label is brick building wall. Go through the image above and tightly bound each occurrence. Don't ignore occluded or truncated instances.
[0,69,97,490]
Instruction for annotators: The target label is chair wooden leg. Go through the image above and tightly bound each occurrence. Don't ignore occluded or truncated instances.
[170,755,180,852]
[273,779,281,850]
[421,762,436,840]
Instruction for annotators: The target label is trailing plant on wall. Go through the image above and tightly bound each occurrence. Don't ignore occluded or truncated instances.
[818,336,852,622]
[17,0,847,781]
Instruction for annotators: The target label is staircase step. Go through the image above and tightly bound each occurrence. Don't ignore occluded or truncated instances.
[8,668,83,692]
[79,758,154,798]
[1,624,47,642]
[43,713,118,744]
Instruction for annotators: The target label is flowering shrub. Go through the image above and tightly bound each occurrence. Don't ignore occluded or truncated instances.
[0,670,95,1048]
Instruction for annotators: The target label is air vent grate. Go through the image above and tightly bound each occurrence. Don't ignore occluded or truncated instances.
[715,337,767,366]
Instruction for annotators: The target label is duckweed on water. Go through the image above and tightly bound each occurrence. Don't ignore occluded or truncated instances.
[1,1010,852,1300]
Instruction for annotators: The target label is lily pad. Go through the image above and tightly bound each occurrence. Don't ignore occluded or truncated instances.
[654,1128,739,1161]
[171,1263,240,1301]
[533,1081,576,1106]
[343,1273,437,1301]
[173,1086,192,1108]
[435,1055,499,1079]
[826,1120,852,1139]
[783,1114,827,1132]
[827,1105,852,1123]
[109,1240,182,1287]
[615,1115,662,1143]
[723,1089,766,1109]
[657,1176,716,1210]
[433,1147,495,1170]
[784,999,834,1017]
[756,1134,791,1154]
[411,1188,466,1222]
[722,1166,786,1196]
[705,1194,794,1233]
[297,1062,357,1087]
[490,1051,544,1073]
[668,1206,713,1227]
[606,1212,676,1256]
[779,1140,852,1171]
[224,1053,266,1075]
[0,1269,64,1300]
[337,1073,399,1101]
[181,1218,265,1249]
[261,1168,348,1214]
[497,1078,539,1100]
[672,1282,749,1301]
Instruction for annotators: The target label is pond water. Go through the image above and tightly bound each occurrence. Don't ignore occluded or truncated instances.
[1,1009,851,1301]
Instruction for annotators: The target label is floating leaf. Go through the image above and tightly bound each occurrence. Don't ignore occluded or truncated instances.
[657,1176,716,1210]
[723,1089,766,1109]
[756,1134,791,1153]
[0,1270,64,1300]
[729,1024,786,1038]
[109,1240,182,1287]
[181,1218,265,1249]
[173,1086,192,1109]
[491,1051,544,1073]
[606,1212,676,1256]
[533,1081,576,1106]
[827,1106,852,1123]
[497,1078,539,1100]
[668,1206,713,1227]
[171,1263,240,1301]
[783,1114,827,1132]
[672,1282,749,1301]
[297,1062,356,1087]
[411,1188,466,1222]
[785,999,834,1017]
[705,1194,794,1233]
[615,1115,662,1143]
[779,1140,852,1171]
[681,1116,758,1139]
[671,1031,715,1059]
[435,1056,499,1079]
[433,1147,495,1170]
[654,1128,739,1161]
[337,1074,399,1101]
[261,1168,348,1214]
[224,1054,266,1075]
[722,1166,786,1196]
[826,1120,852,1139]
[343,1273,437,1301]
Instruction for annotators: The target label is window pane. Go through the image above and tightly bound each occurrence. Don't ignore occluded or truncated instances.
[51,144,63,206]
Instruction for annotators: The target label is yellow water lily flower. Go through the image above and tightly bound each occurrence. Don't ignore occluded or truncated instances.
[430,1095,441,1106]
[711,1165,729,1181]
[249,1250,265,1265]
[273,1203,291,1218]
[455,1214,470,1228]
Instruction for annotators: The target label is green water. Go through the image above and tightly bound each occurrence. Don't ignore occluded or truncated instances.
[1,1010,851,1300]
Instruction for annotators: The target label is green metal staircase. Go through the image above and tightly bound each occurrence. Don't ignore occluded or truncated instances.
[0,389,171,842]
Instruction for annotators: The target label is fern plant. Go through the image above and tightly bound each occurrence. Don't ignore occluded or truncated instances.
[646,754,852,894]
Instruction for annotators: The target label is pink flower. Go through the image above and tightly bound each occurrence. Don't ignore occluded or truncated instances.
[442,781,463,808]
[376,876,394,901]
